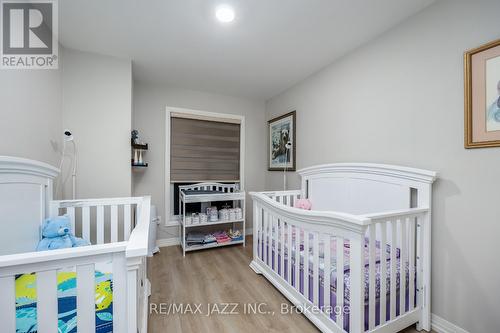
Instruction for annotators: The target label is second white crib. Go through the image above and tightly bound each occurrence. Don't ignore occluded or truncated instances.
[250,163,437,333]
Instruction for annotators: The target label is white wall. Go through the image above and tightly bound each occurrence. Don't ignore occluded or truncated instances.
[265,1,500,331]
[132,81,266,240]
[0,68,61,166]
[62,47,132,199]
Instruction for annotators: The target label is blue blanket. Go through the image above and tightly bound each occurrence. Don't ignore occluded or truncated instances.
[15,271,113,333]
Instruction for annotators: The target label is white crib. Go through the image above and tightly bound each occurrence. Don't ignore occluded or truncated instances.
[0,156,150,333]
[250,163,437,333]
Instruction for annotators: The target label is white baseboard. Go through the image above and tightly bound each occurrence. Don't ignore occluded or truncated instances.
[431,314,469,333]
[156,238,180,248]
[164,220,179,227]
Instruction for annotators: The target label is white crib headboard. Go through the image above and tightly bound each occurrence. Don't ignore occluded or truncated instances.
[298,163,437,215]
[0,156,59,255]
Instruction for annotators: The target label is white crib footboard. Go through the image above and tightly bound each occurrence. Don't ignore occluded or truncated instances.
[0,196,151,333]
[0,244,128,332]
[250,192,430,333]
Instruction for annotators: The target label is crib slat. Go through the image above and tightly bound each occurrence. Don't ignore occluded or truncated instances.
[287,222,292,282]
[416,216,423,310]
[349,236,365,333]
[323,235,331,312]
[369,224,376,330]
[77,263,96,332]
[264,212,269,265]
[82,206,90,241]
[336,236,344,327]
[124,204,131,241]
[273,217,278,272]
[97,205,104,244]
[313,232,319,305]
[113,253,127,333]
[390,220,398,320]
[67,206,75,234]
[37,270,58,333]
[254,204,260,260]
[400,218,408,315]
[295,226,300,290]
[303,229,310,300]
[111,205,118,242]
[269,214,274,270]
[280,219,285,277]
[257,206,264,260]
[380,222,388,325]
[0,276,16,332]
[409,217,416,310]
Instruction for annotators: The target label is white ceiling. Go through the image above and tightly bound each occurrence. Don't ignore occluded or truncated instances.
[60,0,435,100]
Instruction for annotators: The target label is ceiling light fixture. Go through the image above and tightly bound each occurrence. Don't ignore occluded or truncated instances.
[215,5,235,23]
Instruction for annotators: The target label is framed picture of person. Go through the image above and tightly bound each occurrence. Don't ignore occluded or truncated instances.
[465,38,500,148]
[268,111,296,171]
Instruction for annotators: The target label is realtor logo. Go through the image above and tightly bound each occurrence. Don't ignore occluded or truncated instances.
[1,0,58,69]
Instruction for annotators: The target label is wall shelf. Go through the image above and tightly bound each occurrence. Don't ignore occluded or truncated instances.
[131,137,148,168]
[131,141,148,150]
[131,160,148,168]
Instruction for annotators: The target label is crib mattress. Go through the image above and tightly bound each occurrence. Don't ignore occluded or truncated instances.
[15,262,113,333]
[262,236,414,331]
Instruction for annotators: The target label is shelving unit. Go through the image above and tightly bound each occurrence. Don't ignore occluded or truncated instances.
[183,218,244,228]
[132,142,148,150]
[131,139,148,168]
[179,182,245,256]
[185,239,244,252]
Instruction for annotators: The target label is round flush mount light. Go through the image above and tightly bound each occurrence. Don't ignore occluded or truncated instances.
[215,5,235,23]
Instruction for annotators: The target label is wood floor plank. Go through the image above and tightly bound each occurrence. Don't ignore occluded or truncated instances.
[148,236,430,333]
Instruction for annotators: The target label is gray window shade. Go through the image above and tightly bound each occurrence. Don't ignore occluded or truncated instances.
[171,117,240,182]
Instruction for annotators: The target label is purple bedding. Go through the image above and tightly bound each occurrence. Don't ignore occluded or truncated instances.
[260,237,416,331]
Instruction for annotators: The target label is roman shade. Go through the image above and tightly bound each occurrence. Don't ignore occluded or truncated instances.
[170,116,240,182]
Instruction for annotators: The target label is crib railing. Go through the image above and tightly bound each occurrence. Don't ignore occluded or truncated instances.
[250,191,429,333]
[361,208,429,332]
[257,190,302,206]
[0,196,151,333]
[179,182,239,193]
[51,196,146,245]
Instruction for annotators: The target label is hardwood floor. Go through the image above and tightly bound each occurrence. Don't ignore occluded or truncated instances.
[148,236,430,333]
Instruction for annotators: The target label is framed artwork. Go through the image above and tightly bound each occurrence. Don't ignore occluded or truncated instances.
[268,111,296,171]
[465,38,500,148]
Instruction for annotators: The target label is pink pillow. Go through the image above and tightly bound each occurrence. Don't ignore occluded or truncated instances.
[294,198,312,210]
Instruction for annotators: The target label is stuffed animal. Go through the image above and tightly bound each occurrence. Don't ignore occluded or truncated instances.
[36,215,90,251]
[70,234,90,247]
[293,198,312,210]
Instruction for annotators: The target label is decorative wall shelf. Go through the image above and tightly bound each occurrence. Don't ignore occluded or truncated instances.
[132,142,148,150]
[131,138,148,168]
[131,160,148,168]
